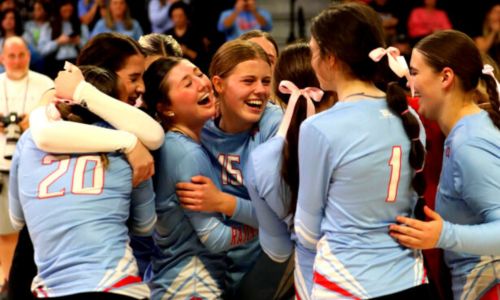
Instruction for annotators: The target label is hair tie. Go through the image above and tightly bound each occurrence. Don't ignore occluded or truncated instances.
[400,109,409,116]
[415,168,424,174]
[411,137,420,142]
[369,47,415,97]
[482,64,500,111]
[277,80,324,137]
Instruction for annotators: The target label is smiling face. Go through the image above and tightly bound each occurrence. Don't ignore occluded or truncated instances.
[115,54,145,105]
[410,49,444,120]
[165,59,215,128]
[215,58,271,132]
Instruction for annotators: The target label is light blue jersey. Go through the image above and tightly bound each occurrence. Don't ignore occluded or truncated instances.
[201,102,283,292]
[8,130,155,298]
[246,136,293,262]
[246,135,317,299]
[435,111,500,300]
[295,99,427,299]
[149,131,258,300]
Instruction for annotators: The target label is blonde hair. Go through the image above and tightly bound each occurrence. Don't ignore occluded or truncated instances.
[209,40,270,96]
[139,33,183,57]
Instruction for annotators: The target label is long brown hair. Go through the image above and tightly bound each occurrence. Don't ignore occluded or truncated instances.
[51,0,81,40]
[311,3,427,220]
[274,43,333,222]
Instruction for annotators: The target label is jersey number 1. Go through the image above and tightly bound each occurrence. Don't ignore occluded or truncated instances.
[38,155,104,199]
[386,146,402,202]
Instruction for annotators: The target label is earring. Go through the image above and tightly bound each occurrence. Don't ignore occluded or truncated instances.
[166,111,175,117]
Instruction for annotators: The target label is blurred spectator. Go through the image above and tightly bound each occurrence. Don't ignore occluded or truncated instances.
[23,0,51,73]
[78,0,106,32]
[407,0,452,43]
[0,8,24,73]
[165,1,205,70]
[0,0,15,11]
[23,0,50,50]
[149,0,180,33]
[2,0,34,22]
[370,0,399,43]
[38,0,89,78]
[475,4,500,65]
[0,8,23,44]
[369,0,412,46]
[217,0,272,41]
[91,0,143,40]
[0,8,45,74]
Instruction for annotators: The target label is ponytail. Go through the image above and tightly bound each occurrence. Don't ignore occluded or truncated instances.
[480,73,500,130]
[280,97,308,226]
[386,82,427,221]
[277,80,324,228]
[371,47,427,221]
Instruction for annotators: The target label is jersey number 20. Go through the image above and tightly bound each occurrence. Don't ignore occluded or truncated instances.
[38,155,104,199]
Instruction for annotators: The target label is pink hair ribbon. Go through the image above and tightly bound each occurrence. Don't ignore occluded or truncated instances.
[277,80,324,137]
[369,47,415,97]
[482,64,500,110]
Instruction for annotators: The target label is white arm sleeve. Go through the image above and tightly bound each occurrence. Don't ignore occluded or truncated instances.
[30,106,138,153]
[73,81,164,150]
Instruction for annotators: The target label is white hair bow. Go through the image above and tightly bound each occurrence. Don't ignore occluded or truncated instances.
[277,80,324,137]
[369,47,415,97]
[482,64,500,110]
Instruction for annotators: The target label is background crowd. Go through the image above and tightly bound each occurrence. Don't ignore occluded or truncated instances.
[0,0,498,78]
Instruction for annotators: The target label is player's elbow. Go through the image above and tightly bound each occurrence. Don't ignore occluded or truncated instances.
[31,130,54,152]
[203,237,227,253]
[142,127,165,151]
[9,213,24,232]
[131,215,157,237]
[199,233,229,253]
